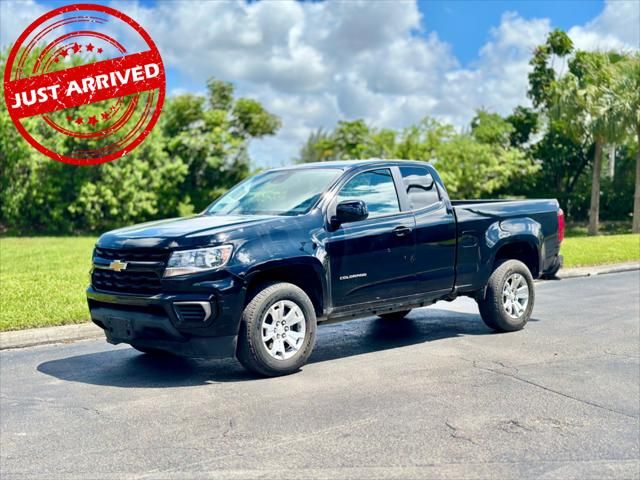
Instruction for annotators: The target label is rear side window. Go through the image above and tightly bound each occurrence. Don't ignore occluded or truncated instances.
[400,166,440,210]
[337,168,400,218]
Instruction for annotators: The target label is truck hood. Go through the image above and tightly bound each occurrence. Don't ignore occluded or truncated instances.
[97,214,279,249]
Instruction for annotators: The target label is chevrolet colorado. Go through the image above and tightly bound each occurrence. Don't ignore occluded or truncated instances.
[87,160,564,376]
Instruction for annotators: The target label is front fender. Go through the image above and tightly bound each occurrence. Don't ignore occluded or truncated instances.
[243,257,326,288]
[227,230,329,314]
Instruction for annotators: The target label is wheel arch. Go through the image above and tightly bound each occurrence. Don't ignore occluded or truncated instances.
[483,216,542,278]
[492,238,541,278]
[243,258,327,318]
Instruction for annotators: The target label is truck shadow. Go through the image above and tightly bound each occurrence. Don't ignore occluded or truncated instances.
[37,308,520,388]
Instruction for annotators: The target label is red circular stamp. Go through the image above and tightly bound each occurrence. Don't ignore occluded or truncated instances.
[3,3,165,165]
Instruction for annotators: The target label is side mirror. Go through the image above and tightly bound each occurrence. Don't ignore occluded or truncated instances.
[332,200,368,227]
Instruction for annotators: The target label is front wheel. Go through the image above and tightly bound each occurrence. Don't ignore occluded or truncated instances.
[236,282,317,377]
[478,260,534,332]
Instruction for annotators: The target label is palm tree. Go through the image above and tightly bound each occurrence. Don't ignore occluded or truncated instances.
[553,52,627,235]
[610,53,640,233]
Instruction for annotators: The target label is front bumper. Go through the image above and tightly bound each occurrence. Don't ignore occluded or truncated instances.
[92,305,237,357]
[87,285,244,359]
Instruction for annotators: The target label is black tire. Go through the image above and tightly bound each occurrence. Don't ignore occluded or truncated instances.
[378,310,412,321]
[236,282,317,377]
[478,260,534,332]
[132,345,173,356]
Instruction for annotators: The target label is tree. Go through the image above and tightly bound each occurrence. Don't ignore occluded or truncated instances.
[162,79,281,211]
[528,29,574,109]
[392,118,454,161]
[505,106,539,148]
[435,134,532,198]
[610,53,640,232]
[471,110,515,146]
[296,120,397,162]
[529,30,629,234]
[556,52,628,234]
[296,113,537,199]
[297,129,332,163]
[531,123,592,216]
[437,111,537,198]
[503,106,593,218]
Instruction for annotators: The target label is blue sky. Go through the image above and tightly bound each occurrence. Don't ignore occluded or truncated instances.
[417,0,604,64]
[1,0,638,167]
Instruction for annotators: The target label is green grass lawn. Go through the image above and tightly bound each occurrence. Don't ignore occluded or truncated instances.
[1,234,639,331]
[1,237,96,331]
[561,234,640,268]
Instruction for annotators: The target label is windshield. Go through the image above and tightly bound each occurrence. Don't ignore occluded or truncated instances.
[206,168,343,216]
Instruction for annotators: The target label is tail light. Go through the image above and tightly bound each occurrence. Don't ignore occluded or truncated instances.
[557,208,565,244]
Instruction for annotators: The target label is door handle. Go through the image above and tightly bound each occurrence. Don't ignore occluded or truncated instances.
[393,226,412,237]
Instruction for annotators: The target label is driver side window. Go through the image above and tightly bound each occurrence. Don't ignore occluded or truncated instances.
[336,168,400,219]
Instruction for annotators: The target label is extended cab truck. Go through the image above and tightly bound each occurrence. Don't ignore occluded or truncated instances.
[87,160,564,376]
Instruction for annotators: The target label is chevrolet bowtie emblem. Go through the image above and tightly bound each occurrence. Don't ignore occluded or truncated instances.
[109,260,128,272]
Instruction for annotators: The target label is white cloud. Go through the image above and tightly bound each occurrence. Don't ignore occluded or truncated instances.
[2,0,637,167]
[569,0,640,51]
[109,0,459,166]
[0,0,47,47]
[435,12,552,125]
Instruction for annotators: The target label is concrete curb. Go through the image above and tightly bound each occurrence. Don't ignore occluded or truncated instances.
[556,261,640,279]
[1,262,638,351]
[0,322,102,351]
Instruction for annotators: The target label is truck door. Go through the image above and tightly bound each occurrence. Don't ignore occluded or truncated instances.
[325,168,417,307]
[398,165,456,296]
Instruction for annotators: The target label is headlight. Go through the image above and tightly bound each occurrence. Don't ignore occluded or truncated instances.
[164,245,233,277]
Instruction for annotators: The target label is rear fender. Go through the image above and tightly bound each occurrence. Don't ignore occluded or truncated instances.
[488,217,543,277]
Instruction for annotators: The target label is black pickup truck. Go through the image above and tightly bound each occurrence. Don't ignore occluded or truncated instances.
[87,160,564,376]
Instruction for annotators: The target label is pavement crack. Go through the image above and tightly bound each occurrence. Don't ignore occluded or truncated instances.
[468,361,638,420]
[222,417,236,437]
[445,420,479,445]
[497,419,534,433]
[80,405,102,416]
[495,360,518,373]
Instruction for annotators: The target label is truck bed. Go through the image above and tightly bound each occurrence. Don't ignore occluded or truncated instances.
[451,198,561,290]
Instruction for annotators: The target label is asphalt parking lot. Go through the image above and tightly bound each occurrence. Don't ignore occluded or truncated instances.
[1,271,639,480]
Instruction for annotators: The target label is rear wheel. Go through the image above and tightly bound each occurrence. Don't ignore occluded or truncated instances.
[378,310,411,321]
[236,282,317,377]
[478,260,534,332]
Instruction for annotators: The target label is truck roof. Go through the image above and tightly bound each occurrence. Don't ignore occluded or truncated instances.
[273,159,433,171]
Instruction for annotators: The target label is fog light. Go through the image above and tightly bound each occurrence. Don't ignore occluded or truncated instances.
[173,301,212,324]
